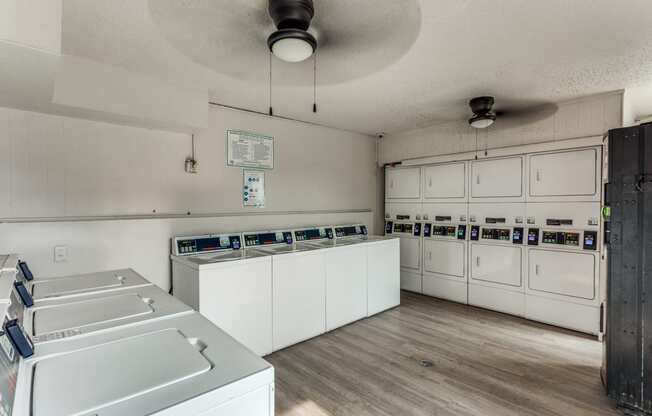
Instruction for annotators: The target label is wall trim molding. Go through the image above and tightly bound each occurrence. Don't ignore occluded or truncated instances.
[0,209,373,224]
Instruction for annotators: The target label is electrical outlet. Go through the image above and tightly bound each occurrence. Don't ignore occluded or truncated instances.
[54,246,68,263]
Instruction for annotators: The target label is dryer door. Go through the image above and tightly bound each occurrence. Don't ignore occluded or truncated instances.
[528,249,596,300]
[470,244,522,288]
[424,240,464,278]
[399,237,421,271]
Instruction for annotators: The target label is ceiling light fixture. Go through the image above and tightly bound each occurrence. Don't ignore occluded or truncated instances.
[468,96,496,129]
[267,0,317,63]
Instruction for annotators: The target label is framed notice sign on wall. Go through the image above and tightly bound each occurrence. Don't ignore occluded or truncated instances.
[227,130,274,170]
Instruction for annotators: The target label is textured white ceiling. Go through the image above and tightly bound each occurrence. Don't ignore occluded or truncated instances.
[61,0,652,135]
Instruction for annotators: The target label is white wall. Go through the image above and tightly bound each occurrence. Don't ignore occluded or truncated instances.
[623,83,652,126]
[0,0,62,54]
[379,92,623,164]
[0,106,377,290]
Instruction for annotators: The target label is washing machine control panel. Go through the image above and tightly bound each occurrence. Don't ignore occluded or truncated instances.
[423,223,431,237]
[334,224,368,238]
[17,261,34,281]
[384,221,394,234]
[244,231,293,247]
[294,227,334,242]
[512,227,524,244]
[174,234,242,256]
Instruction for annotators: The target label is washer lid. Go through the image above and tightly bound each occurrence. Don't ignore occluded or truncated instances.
[32,329,211,416]
[31,269,150,300]
[32,293,154,337]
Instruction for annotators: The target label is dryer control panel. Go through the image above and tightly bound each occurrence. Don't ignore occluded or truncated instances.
[423,224,467,240]
[389,222,417,236]
[470,226,524,244]
[528,229,597,250]
[174,234,242,256]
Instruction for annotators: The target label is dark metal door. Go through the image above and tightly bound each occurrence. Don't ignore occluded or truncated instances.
[607,126,644,412]
[641,124,652,413]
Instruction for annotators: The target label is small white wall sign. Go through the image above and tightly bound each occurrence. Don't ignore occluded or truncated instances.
[243,170,266,208]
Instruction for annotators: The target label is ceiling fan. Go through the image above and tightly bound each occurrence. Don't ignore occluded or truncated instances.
[468,96,559,129]
[267,0,317,63]
[468,96,496,129]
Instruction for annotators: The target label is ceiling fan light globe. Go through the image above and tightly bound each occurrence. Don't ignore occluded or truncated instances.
[469,116,495,129]
[272,37,314,62]
[268,28,317,63]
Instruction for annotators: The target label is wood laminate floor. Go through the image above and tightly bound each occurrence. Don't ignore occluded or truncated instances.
[266,291,619,416]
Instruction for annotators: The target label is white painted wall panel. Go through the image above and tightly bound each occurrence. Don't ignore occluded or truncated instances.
[52,56,208,131]
[1,106,376,218]
[9,111,65,217]
[0,105,377,290]
[0,0,62,54]
[0,108,11,217]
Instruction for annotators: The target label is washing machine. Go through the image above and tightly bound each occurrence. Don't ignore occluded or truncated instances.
[300,225,400,319]
[9,311,275,416]
[468,203,527,316]
[22,284,194,346]
[421,203,468,304]
[298,225,369,331]
[171,233,273,356]
[385,203,423,293]
[0,263,275,415]
[524,202,601,334]
[14,260,152,304]
[0,266,193,350]
[244,229,326,351]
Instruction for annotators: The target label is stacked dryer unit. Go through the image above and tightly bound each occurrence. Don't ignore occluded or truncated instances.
[385,144,604,335]
[523,147,602,334]
[421,161,469,303]
[468,203,527,316]
[384,196,423,293]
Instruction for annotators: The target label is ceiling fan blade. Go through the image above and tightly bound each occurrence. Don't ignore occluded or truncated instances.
[494,102,559,127]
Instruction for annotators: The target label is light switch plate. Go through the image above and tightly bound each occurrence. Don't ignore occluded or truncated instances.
[54,246,68,263]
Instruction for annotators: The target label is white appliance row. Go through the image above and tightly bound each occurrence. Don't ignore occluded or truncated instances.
[385,146,602,204]
[385,201,602,335]
[171,224,400,356]
[0,257,275,415]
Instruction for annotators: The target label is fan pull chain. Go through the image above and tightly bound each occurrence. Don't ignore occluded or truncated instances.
[475,129,479,160]
[269,52,274,116]
[313,52,317,113]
